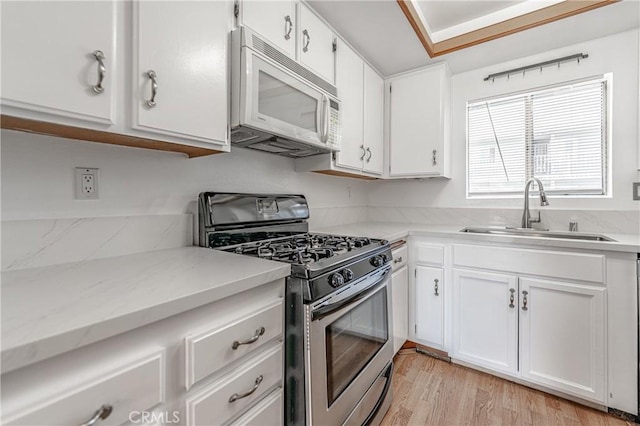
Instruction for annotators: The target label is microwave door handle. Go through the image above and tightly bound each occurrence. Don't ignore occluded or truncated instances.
[321,94,329,143]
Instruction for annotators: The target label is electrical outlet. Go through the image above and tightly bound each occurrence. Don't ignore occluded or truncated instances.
[633,182,640,201]
[75,168,99,200]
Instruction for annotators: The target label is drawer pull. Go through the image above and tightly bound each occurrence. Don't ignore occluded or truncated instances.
[146,70,158,108]
[79,404,112,426]
[232,327,265,350]
[393,256,403,264]
[229,375,263,403]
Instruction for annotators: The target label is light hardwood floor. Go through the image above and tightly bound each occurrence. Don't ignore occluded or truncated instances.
[381,350,637,426]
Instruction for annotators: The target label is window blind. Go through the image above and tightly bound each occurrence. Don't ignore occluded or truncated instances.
[467,77,608,197]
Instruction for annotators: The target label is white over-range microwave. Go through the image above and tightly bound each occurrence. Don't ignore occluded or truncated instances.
[230,26,341,157]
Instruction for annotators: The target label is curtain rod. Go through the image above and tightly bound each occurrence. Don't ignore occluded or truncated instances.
[484,53,589,82]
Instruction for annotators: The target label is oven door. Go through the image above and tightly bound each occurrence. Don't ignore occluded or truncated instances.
[306,266,394,426]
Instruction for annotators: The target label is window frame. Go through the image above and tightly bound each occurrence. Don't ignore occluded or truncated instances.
[465,74,613,199]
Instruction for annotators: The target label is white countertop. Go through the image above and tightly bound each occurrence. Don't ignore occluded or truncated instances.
[1,246,290,374]
[314,222,640,253]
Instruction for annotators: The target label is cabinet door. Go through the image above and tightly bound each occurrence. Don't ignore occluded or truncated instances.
[298,3,335,84]
[391,266,409,354]
[415,266,444,348]
[1,1,116,125]
[334,39,363,171]
[452,269,518,375]
[388,65,447,177]
[363,64,384,175]
[133,0,229,146]
[519,278,606,402]
[242,0,296,58]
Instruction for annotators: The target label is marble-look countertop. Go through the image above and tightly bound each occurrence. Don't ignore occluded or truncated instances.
[314,222,640,253]
[1,247,290,374]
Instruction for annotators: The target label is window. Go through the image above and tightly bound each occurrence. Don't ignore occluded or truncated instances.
[467,77,609,197]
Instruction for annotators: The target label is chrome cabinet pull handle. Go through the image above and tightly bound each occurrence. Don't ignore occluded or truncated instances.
[229,375,263,403]
[92,50,106,94]
[366,147,372,162]
[146,70,158,108]
[432,149,437,166]
[302,29,310,52]
[232,326,265,350]
[284,15,293,40]
[322,94,330,143]
[509,288,515,308]
[434,278,439,296]
[393,256,403,264]
[360,145,366,160]
[522,290,528,311]
[79,404,112,426]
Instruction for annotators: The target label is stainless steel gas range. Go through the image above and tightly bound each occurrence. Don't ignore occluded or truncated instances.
[199,192,394,426]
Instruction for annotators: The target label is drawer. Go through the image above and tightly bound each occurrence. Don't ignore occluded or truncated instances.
[453,244,605,283]
[391,245,408,271]
[4,350,164,426]
[185,299,283,389]
[229,388,283,426]
[415,243,444,266]
[186,344,282,426]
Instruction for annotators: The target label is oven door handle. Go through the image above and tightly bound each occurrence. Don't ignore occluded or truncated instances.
[311,267,390,321]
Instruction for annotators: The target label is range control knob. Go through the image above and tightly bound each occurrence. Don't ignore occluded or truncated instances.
[328,273,345,288]
[341,269,354,282]
[381,254,389,264]
[370,256,383,267]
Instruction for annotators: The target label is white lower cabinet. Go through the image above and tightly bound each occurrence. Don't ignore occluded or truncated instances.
[452,269,518,375]
[415,266,445,348]
[391,266,409,353]
[185,344,283,426]
[519,277,606,402]
[3,349,165,426]
[230,388,283,426]
[452,267,606,403]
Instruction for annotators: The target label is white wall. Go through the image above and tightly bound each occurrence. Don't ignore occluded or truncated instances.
[0,130,368,221]
[369,29,640,211]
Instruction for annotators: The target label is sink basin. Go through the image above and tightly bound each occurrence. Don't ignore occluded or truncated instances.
[459,227,616,242]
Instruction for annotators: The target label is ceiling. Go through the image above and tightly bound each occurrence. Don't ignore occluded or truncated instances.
[307,0,640,76]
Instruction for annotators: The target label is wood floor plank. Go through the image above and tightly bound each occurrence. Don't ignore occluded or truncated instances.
[381,352,636,426]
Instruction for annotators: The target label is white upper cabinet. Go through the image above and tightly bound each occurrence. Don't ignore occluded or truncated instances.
[133,0,230,146]
[1,1,116,126]
[241,0,297,58]
[363,64,384,175]
[334,40,364,171]
[387,63,451,178]
[297,3,336,84]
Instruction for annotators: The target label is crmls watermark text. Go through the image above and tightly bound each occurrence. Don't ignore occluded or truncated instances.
[129,410,180,424]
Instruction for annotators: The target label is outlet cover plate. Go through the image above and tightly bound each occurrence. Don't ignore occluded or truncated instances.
[75,167,99,200]
[633,182,640,200]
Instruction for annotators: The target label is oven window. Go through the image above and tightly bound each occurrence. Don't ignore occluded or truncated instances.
[258,71,317,131]
[325,288,388,406]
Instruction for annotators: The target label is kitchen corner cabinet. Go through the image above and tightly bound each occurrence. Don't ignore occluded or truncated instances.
[1,1,117,126]
[411,241,447,351]
[386,63,451,178]
[1,1,230,157]
[298,3,336,84]
[132,0,229,146]
[295,39,384,179]
[240,0,297,59]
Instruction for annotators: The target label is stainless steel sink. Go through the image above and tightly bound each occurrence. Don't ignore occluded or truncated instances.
[459,226,616,242]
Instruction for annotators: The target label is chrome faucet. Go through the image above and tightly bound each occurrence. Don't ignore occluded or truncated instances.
[521,178,549,229]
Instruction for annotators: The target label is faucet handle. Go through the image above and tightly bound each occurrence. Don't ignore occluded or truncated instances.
[529,211,541,224]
